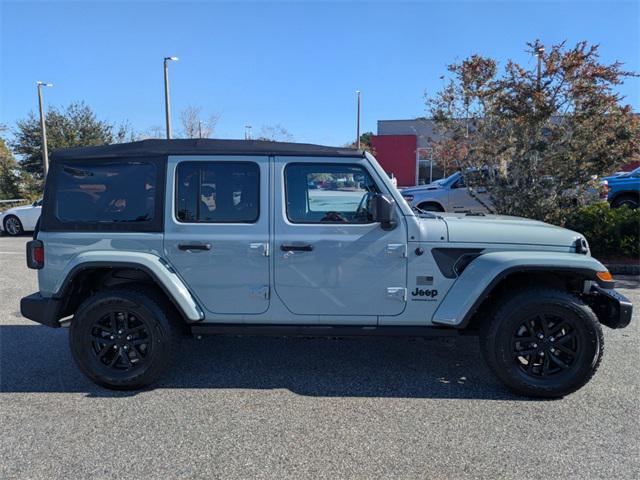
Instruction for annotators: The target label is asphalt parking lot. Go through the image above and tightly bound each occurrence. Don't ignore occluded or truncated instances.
[1,235,638,479]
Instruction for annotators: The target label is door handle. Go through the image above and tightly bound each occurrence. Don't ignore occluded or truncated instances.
[280,244,314,252]
[178,243,212,251]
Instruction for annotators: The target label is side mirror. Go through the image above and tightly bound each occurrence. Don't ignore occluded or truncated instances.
[370,193,397,231]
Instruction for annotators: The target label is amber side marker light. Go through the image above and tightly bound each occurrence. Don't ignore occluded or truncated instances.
[596,271,613,282]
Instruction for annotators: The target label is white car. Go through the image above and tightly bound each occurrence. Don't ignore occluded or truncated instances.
[0,199,42,236]
[400,172,491,213]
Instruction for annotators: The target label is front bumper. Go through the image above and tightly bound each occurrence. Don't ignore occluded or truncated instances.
[589,285,633,329]
[20,292,63,328]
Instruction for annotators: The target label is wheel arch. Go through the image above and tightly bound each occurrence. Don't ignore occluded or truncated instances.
[609,189,639,205]
[431,251,611,329]
[416,200,445,211]
[53,257,204,324]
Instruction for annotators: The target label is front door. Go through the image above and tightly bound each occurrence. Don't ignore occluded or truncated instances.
[164,156,270,315]
[274,157,408,317]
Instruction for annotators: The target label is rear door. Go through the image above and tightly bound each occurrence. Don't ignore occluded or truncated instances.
[164,156,270,315]
[273,157,408,318]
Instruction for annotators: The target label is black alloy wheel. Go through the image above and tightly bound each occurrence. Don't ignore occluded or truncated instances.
[89,309,153,372]
[481,288,603,398]
[70,287,179,390]
[511,312,579,378]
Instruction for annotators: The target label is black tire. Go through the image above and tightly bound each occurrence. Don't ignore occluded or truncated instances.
[417,202,444,212]
[70,287,180,390]
[611,194,639,209]
[480,288,603,398]
[3,215,23,236]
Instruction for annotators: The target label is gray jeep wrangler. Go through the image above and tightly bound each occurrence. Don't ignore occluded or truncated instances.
[21,139,633,397]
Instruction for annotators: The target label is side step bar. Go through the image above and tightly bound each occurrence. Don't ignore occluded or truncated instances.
[189,324,462,337]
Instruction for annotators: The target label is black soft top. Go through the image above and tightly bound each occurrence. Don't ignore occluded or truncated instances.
[50,138,363,162]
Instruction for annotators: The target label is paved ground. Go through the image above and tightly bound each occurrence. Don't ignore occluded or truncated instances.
[1,235,638,479]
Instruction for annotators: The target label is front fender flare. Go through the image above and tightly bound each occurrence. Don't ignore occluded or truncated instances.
[431,251,608,328]
[54,251,204,322]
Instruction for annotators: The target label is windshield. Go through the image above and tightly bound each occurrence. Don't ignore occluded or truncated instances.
[438,172,461,187]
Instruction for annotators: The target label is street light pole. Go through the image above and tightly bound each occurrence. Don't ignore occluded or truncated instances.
[534,43,544,91]
[36,81,53,177]
[163,56,179,139]
[356,90,361,149]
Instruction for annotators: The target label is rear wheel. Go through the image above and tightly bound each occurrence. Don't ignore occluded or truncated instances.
[480,288,603,398]
[3,215,23,236]
[70,288,179,390]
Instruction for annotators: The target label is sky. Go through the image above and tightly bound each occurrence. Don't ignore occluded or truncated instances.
[1,0,639,146]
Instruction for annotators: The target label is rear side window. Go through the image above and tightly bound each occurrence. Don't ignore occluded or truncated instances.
[42,157,165,232]
[175,162,259,223]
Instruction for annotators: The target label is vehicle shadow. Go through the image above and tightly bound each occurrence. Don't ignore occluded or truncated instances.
[0,324,528,400]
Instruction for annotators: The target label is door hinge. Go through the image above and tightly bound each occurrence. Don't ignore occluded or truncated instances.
[386,287,407,302]
[249,242,269,257]
[386,243,407,258]
[250,285,270,300]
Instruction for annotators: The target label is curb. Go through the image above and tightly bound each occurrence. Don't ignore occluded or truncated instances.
[604,264,640,276]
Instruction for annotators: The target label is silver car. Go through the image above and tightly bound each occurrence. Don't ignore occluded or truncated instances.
[400,172,491,213]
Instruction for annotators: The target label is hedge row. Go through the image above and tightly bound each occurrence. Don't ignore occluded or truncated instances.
[564,203,639,259]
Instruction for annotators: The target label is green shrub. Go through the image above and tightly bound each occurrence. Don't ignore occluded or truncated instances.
[564,202,640,259]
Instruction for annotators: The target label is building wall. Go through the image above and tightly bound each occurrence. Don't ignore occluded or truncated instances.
[377,119,441,149]
[370,134,417,188]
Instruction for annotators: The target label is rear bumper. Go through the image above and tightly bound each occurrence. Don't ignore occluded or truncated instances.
[20,292,62,328]
[589,285,633,329]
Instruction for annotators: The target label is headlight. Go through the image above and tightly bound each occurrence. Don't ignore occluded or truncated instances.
[575,237,589,254]
[402,195,414,202]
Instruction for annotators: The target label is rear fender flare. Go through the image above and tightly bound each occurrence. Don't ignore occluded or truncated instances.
[54,251,204,322]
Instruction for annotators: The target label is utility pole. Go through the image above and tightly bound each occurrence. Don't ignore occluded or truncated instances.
[163,56,179,139]
[36,81,53,177]
[356,90,361,149]
[199,121,203,139]
[535,42,544,91]
[245,125,252,140]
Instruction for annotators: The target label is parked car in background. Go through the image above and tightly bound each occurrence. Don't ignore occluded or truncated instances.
[0,199,42,236]
[402,171,606,213]
[400,172,491,213]
[602,167,640,209]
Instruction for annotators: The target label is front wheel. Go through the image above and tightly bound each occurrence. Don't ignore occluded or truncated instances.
[480,288,603,398]
[70,288,179,390]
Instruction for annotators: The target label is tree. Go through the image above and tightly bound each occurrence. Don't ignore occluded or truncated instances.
[179,105,219,139]
[425,41,640,223]
[11,101,128,181]
[257,124,294,142]
[0,127,21,200]
[345,131,376,154]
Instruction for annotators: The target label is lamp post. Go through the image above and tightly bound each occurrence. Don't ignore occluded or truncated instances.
[355,90,361,149]
[534,43,544,91]
[36,81,53,176]
[163,56,179,139]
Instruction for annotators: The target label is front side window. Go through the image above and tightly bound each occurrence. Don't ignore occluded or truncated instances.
[175,162,259,223]
[285,163,379,224]
[55,161,156,224]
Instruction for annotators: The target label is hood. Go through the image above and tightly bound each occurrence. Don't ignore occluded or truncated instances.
[437,213,583,248]
[401,183,444,194]
[4,205,39,214]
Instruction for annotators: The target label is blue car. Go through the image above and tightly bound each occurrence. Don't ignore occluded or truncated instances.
[603,167,640,209]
